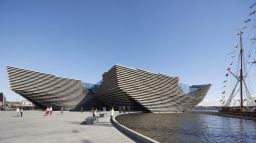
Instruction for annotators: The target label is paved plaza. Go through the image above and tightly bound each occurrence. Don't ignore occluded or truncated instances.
[0,111,134,143]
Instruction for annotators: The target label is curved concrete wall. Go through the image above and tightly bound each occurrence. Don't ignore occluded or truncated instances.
[111,113,160,143]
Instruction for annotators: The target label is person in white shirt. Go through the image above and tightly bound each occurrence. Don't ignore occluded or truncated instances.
[45,107,49,116]
[110,107,114,119]
[20,108,23,117]
[49,107,53,115]
[95,109,99,123]
[16,108,20,117]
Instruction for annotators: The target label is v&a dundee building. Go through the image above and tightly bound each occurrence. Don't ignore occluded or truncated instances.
[6,65,210,112]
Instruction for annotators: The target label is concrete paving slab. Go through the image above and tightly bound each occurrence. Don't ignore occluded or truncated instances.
[0,111,134,143]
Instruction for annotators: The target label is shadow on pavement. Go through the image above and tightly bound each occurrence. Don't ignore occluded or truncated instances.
[80,121,113,127]
[12,116,20,117]
[81,139,93,143]
[71,129,80,133]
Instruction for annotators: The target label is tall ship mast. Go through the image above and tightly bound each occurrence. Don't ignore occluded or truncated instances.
[238,31,244,108]
[220,3,256,112]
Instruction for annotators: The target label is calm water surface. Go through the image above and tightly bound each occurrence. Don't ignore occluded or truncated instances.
[116,113,256,143]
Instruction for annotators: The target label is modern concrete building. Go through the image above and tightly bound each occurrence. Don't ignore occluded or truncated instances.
[6,66,98,110]
[6,65,210,112]
[96,65,211,112]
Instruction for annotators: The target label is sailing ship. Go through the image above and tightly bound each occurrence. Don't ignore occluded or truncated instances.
[220,3,256,115]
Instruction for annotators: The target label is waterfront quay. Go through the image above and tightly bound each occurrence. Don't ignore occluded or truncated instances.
[0,111,134,143]
[116,112,256,143]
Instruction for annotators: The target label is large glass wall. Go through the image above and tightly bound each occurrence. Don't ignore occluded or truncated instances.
[179,83,198,95]
[83,81,102,95]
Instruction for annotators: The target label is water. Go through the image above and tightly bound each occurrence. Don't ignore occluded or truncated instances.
[116,113,256,143]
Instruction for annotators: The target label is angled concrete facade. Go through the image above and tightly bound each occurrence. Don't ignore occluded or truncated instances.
[97,65,211,112]
[6,65,210,112]
[6,66,93,110]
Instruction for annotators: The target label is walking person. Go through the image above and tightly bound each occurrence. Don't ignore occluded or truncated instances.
[118,106,121,113]
[20,108,23,117]
[122,106,126,113]
[95,109,99,123]
[81,106,83,113]
[110,107,114,120]
[49,106,53,115]
[44,107,49,116]
[92,108,96,124]
[61,105,64,114]
[16,107,20,117]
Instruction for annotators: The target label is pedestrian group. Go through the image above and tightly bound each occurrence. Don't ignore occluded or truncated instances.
[16,107,23,117]
[44,106,53,116]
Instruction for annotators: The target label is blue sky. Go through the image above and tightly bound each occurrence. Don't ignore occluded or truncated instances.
[0,0,254,105]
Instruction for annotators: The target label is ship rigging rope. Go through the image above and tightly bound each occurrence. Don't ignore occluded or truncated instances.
[242,78,253,99]
[244,4,256,40]
[244,35,256,78]
[225,80,239,106]
[244,18,256,40]
[235,52,240,76]
[243,8,256,66]
[246,36,256,61]
[223,4,256,107]
[242,18,256,76]
[246,35,256,58]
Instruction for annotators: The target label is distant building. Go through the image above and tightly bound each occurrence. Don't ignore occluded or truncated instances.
[21,100,34,107]
[5,101,21,108]
[4,100,34,110]
[0,92,6,107]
